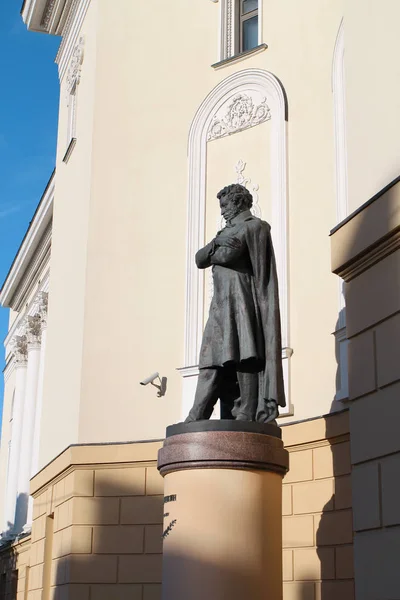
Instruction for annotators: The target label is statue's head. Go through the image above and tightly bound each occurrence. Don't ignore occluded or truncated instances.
[217,184,253,221]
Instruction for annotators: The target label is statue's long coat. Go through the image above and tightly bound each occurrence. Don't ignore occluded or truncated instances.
[196,210,286,414]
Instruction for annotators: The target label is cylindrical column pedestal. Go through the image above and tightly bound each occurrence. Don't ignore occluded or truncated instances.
[157,421,289,600]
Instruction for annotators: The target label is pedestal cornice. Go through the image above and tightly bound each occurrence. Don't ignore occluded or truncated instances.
[158,421,289,477]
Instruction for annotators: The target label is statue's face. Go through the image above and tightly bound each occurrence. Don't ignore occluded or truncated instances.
[219,194,239,222]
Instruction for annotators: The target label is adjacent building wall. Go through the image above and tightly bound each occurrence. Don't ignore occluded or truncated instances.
[331,179,400,599]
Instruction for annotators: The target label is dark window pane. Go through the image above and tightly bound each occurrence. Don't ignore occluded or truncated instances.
[242,0,258,14]
[242,15,258,51]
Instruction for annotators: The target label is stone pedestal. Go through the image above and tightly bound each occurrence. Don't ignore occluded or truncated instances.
[157,421,289,600]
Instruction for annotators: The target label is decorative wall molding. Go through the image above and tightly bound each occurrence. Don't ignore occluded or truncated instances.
[0,174,54,310]
[208,93,271,140]
[4,272,50,361]
[26,315,42,349]
[37,292,49,330]
[182,68,291,415]
[56,0,91,84]
[66,36,85,95]
[11,336,28,368]
[40,0,57,28]
[235,159,261,218]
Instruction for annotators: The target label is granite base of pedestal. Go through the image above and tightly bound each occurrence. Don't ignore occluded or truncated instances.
[157,420,289,600]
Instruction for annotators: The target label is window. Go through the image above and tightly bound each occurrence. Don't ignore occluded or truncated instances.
[237,0,259,53]
[63,82,77,163]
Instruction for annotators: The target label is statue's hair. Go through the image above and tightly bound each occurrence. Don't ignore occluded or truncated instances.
[217,183,253,210]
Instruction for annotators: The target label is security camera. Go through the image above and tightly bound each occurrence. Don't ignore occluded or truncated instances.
[140,372,160,386]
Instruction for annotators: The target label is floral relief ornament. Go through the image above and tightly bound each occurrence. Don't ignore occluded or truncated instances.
[66,36,85,96]
[208,94,271,141]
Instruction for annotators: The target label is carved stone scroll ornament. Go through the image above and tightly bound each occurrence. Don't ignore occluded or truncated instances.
[66,36,85,96]
[37,292,49,330]
[26,315,42,348]
[207,94,271,141]
[11,336,28,367]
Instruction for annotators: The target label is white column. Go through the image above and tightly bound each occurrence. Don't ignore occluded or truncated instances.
[3,336,28,536]
[15,315,42,534]
[26,294,49,529]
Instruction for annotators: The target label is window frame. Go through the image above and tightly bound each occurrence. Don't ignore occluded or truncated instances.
[236,0,259,54]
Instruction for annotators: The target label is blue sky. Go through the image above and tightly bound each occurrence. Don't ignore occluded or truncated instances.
[0,3,60,430]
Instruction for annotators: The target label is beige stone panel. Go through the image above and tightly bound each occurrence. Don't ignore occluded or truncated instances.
[334,475,352,510]
[58,585,90,600]
[94,468,145,497]
[283,516,314,548]
[282,550,293,581]
[71,497,119,526]
[350,382,400,463]
[64,471,94,499]
[146,468,164,496]
[293,547,335,581]
[314,510,353,546]
[380,452,400,526]
[53,479,66,508]
[375,313,400,388]
[51,558,69,587]
[352,462,380,531]
[346,252,400,338]
[33,493,48,521]
[118,555,162,584]
[353,527,400,599]
[315,581,355,600]
[335,545,354,579]
[32,515,47,542]
[92,525,143,554]
[120,496,163,525]
[313,441,351,480]
[282,485,293,516]
[54,501,73,533]
[91,585,143,600]
[144,525,163,554]
[283,582,315,600]
[347,331,376,400]
[28,564,44,591]
[143,585,161,600]
[282,412,350,448]
[68,556,118,584]
[283,450,313,484]
[292,479,334,515]
[69,527,93,555]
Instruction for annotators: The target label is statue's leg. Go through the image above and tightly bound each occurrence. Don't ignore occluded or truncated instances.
[185,368,222,422]
[234,371,258,421]
[220,366,240,419]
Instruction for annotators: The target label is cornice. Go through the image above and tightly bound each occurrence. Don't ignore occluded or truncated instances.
[21,0,75,35]
[331,176,400,281]
[335,229,400,282]
[0,173,54,309]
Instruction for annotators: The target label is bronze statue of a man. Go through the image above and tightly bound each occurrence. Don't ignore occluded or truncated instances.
[185,183,285,423]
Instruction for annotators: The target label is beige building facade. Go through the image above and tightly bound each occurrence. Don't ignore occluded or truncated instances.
[0,0,399,598]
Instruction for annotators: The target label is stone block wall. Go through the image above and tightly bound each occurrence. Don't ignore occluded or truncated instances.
[27,442,164,600]
[282,412,354,600]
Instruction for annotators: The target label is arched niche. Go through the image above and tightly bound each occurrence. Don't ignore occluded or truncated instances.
[179,68,292,418]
